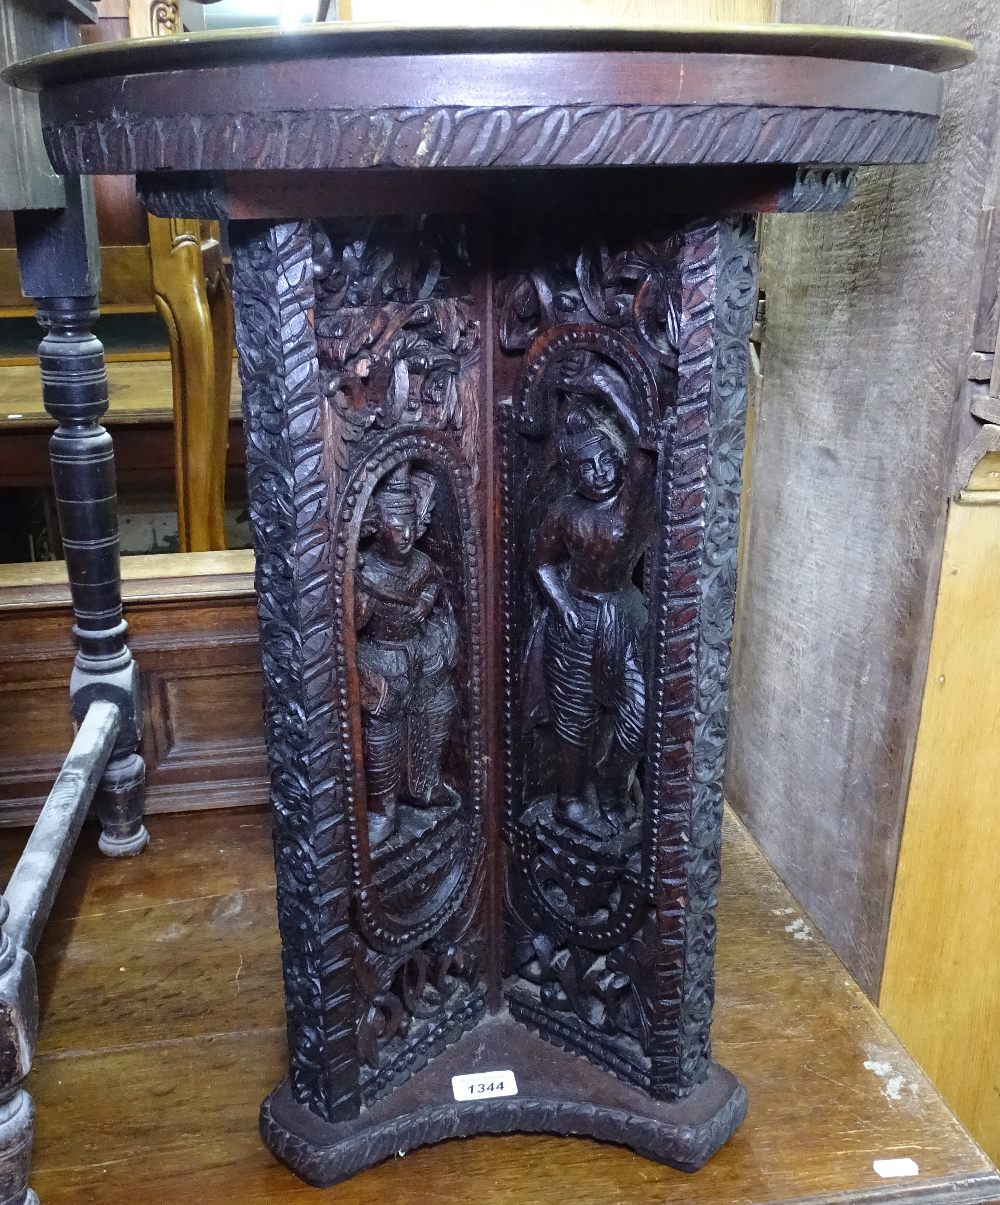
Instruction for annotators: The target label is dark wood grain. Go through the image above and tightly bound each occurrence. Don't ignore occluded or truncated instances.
[148,165,827,224]
[0,416,245,491]
[1,806,994,1205]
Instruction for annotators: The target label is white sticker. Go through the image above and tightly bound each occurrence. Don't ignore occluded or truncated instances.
[451,1070,518,1102]
[873,1158,920,1179]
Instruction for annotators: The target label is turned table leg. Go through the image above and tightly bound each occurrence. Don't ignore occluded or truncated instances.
[34,296,148,857]
[0,904,35,1205]
[15,182,148,858]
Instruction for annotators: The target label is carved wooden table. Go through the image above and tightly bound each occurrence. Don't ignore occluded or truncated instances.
[6,21,974,1190]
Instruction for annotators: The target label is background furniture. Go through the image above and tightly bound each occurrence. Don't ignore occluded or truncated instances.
[0,0,233,553]
[0,0,149,1198]
[0,551,265,826]
[0,365,245,561]
[721,0,1000,1166]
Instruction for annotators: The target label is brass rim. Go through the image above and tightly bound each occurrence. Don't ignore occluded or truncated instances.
[4,22,975,92]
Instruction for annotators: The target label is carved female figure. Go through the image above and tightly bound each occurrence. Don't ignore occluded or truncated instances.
[528,360,656,835]
[356,464,460,846]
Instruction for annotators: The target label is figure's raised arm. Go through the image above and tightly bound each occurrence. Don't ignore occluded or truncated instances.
[584,359,642,442]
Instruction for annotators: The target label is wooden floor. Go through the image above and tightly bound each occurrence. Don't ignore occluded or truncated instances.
[2,807,996,1205]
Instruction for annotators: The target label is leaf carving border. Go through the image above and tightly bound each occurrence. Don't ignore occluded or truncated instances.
[44,103,936,176]
[682,217,757,1094]
[231,220,359,1124]
[642,218,758,1099]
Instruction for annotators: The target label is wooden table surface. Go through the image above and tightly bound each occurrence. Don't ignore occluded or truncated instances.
[0,358,241,428]
[2,806,995,1205]
[0,358,244,490]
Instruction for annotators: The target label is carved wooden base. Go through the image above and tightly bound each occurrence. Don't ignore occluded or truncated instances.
[260,1012,746,1186]
[228,210,757,1186]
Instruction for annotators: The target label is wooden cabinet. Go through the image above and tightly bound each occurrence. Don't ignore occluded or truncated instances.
[0,553,267,824]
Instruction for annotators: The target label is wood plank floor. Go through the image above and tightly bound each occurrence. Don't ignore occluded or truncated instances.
[2,807,996,1205]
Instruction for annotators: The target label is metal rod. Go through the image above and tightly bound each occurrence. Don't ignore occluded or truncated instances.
[4,700,120,954]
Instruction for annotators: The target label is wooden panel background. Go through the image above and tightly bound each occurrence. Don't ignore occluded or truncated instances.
[0,552,268,823]
[345,0,774,26]
[728,0,1000,997]
[880,484,1000,1161]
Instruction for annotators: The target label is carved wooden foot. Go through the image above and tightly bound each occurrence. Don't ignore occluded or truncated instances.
[261,1015,746,1187]
[230,212,755,1180]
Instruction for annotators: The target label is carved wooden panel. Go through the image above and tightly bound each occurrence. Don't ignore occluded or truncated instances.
[227,210,757,1182]
[496,217,756,1099]
[231,217,491,1123]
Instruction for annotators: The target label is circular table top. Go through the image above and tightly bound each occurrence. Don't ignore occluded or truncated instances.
[5,22,976,179]
[5,23,975,89]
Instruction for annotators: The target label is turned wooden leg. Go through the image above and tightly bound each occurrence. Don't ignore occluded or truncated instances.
[150,213,229,552]
[0,1089,37,1205]
[35,296,149,858]
[0,903,37,1205]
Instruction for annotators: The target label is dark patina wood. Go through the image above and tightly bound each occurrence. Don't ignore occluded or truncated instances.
[13,174,149,860]
[6,22,973,1189]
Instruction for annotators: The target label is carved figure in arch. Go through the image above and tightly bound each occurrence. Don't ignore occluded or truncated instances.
[526,359,656,835]
[356,464,460,847]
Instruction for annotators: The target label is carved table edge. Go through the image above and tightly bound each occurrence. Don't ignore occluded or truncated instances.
[86,101,939,209]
